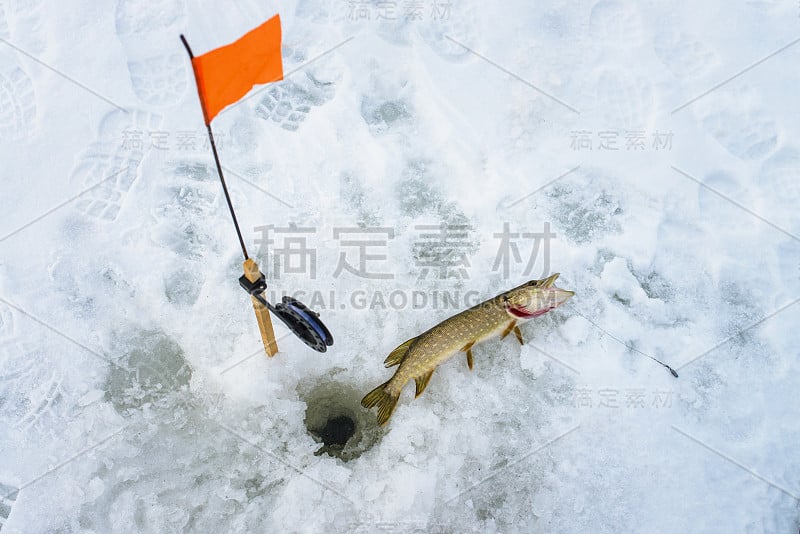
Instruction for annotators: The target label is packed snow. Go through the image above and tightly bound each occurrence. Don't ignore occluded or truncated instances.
[0,0,798,532]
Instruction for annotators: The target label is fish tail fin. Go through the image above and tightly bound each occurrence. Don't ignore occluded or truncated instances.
[361,381,399,426]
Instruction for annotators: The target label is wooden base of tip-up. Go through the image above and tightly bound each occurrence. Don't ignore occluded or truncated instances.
[243,258,278,356]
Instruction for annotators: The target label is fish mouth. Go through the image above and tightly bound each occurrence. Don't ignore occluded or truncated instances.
[540,273,560,289]
[508,288,575,319]
[508,305,546,319]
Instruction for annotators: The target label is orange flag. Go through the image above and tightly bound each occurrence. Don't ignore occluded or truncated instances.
[191,14,283,124]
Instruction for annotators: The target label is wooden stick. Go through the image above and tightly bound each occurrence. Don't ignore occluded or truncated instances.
[243,258,278,356]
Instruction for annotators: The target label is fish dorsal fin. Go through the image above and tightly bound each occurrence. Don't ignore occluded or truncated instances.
[384,337,417,367]
[414,369,434,398]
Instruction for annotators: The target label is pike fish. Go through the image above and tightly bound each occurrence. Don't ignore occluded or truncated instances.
[361,273,575,425]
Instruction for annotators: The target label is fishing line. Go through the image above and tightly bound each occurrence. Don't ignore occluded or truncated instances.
[568,304,679,378]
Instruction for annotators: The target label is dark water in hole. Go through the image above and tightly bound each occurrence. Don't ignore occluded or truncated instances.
[301,380,383,461]
[319,415,356,447]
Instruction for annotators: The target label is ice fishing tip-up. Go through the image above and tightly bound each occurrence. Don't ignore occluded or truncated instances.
[180,17,334,356]
[239,271,334,353]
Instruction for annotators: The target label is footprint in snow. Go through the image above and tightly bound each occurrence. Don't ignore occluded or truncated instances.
[700,104,778,161]
[0,55,35,141]
[104,329,192,417]
[0,337,71,437]
[343,2,481,63]
[77,411,281,533]
[0,482,17,530]
[0,0,47,54]
[758,147,800,204]
[255,73,335,132]
[591,66,656,132]
[360,95,413,134]
[544,173,624,245]
[655,30,780,161]
[417,1,481,63]
[0,303,69,436]
[757,146,800,232]
[589,0,646,51]
[653,29,719,81]
[150,159,220,260]
[70,109,162,222]
[115,0,189,107]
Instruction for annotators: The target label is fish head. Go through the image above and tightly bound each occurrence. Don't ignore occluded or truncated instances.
[502,273,575,320]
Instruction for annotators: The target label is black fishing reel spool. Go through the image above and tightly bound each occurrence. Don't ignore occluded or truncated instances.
[239,273,333,353]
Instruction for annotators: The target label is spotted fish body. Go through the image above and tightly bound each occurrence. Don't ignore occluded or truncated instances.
[362,273,575,425]
[386,299,508,395]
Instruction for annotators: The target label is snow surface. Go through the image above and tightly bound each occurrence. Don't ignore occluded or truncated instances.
[0,0,799,532]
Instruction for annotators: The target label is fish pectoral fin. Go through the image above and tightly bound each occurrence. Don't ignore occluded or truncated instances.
[414,370,435,398]
[384,337,417,367]
[461,342,475,371]
[513,326,524,345]
[500,321,517,340]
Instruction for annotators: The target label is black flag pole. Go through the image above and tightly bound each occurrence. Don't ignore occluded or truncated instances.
[180,34,249,261]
